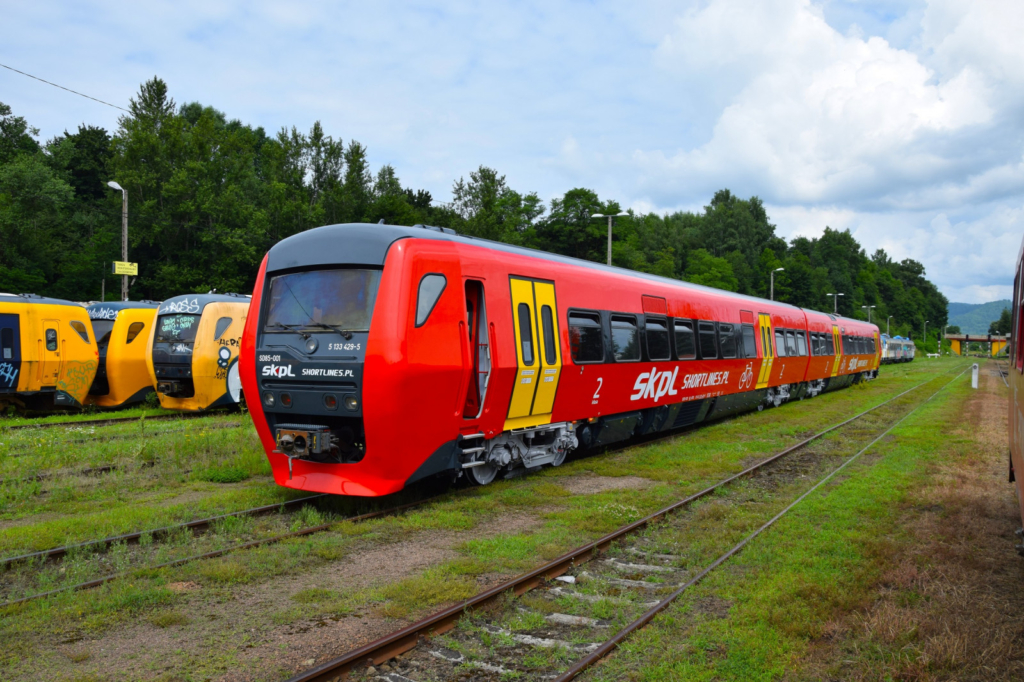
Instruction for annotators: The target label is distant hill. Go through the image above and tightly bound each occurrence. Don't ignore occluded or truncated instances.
[948,300,1012,335]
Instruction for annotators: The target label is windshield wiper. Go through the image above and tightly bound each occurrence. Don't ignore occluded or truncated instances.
[270,322,310,340]
[308,322,353,340]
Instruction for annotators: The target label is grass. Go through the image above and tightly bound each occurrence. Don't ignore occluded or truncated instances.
[0,357,967,681]
[585,364,974,681]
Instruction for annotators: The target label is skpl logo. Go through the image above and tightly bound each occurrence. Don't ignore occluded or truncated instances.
[631,366,679,403]
[262,364,295,378]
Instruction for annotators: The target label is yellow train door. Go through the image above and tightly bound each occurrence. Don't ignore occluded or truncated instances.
[506,277,562,430]
[755,313,773,389]
[40,320,62,385]
[831,325,842,377]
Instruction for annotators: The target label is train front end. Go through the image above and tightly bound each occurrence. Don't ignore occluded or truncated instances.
[241,223,468,497]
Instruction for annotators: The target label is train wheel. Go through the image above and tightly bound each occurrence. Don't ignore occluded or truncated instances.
[467,462,499,486]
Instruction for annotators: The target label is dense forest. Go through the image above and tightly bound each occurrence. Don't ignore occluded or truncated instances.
[0,78,948,348]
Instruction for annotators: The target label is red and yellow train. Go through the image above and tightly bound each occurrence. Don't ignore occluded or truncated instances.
[1008,232,1024,537]
[240,223,881,497]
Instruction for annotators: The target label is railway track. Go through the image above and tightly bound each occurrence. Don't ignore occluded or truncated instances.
[285,368,967,682]
[0,489,451,608]
[0,410,225,432]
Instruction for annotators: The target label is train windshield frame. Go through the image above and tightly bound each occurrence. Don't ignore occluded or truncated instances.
[264,268,382,333]
[155,314,201,344]
[90,320,116,349]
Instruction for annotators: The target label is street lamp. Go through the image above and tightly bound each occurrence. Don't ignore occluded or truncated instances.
[861,305,876,323]
[770,267,784,301]
[591,212,629,266]
[887,315,893,336]
[826,292,844,314]
[923,320,928,347]
[106,181,128,301]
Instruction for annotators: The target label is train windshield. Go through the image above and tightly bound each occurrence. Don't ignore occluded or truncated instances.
[155,314,201,343]
[91,320,115,349]
[265,269,382,332]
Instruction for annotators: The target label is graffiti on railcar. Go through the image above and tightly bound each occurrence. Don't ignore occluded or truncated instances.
[0,362,18,388]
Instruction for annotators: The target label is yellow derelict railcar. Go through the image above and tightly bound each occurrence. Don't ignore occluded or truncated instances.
[85,301,160,409]
[146,293,250,411]
[0,293,99,411]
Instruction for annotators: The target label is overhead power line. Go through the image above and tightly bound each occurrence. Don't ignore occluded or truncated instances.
[0,62,130,113]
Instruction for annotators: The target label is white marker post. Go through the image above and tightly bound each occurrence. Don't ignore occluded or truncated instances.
[972,363,979,389]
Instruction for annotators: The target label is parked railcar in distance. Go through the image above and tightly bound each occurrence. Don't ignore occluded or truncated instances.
[146,293,249,411]
[880,334,915,364]
[0,293,99,411]
[1008,231,1024,539]
[240,223,883,498]
[85,301,160,409]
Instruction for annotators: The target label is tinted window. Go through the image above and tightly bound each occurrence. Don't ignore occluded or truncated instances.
[775,329,787,357]
[796,331,808,356]
[569,311,603,363]
[674,320,696,359]
[741,324,757,358]
[645,317,671,361]
[785,330,797,356]
[1,328,13,360]
[214,316,233,340]
[414,274,446,327]
[69,320,89,343]
[126,322,145,344]
[156,314,200,343]
[611,315,640,361]
[719,323,737,358]
[267,268,383,332]
[541,305,556,365]
[45,328,57,351]
[91,320,115,349]
[518,303,534,365]
[698,321,717,359]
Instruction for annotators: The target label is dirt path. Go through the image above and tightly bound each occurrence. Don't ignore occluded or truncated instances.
[799,361,1024,681]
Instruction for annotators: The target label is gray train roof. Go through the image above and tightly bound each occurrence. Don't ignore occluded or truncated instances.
[266,223,880,327]
[157,293,250,316]
[87,300,160,320]
[0,293,84,308]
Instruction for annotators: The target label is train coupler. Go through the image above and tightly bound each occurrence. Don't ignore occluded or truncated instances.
[273,424,334,479]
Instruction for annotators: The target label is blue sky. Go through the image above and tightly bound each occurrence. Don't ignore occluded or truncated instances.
[3,0,1022,303]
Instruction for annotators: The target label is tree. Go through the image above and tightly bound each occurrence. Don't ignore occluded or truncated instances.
[990,308,1012,335]
[684,249,738,292]
[451,166,543,243]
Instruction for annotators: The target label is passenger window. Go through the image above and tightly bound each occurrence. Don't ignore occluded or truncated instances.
[741,324,757,358]
[415,274,447,327]
[645,317,671,361]
[674,320,696,359]
[518,303,534,365]
[796,331,808,356]
[610,315,640,362]
[214,316,233,340]
[568,311,603,363]
[719,323,737,359]
[1,328,12,359]
[698,321,717,359]
[69,320,89,343]
[541,305,556,365]
[126,322,146,344]
[783,330,796,356]
[775,329,787,357]
[45,329,57,351]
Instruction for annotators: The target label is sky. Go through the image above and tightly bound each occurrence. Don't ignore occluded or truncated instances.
[2,0,1022,304]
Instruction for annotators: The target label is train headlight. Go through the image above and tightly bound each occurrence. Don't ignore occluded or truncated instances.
[280,393,293,408]
[344,395,359,411]
[263,392,275,407]
[323,394,338,410]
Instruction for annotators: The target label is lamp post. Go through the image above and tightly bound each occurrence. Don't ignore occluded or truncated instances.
[887,315,893,336]
[861,305,876,323]
[770,267,784,301]
[923,320,928,349]
[107,181,128,301]
[826,292,844,314]
[591,212,629,266]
